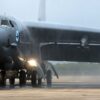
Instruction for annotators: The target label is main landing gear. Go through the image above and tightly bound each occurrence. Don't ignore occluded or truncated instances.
[31,70,37,87]
[19,70,26,87]
[0,70,6,87]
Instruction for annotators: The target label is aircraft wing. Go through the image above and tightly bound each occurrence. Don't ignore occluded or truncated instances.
[26,22,100,62]
[27,22,100,44]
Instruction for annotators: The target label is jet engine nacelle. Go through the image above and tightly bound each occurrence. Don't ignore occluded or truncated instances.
[80,35,88,48]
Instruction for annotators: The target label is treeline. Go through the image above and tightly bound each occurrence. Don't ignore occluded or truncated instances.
[53,62,100,76]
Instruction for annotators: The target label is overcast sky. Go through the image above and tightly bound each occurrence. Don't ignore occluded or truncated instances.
[0,0,100,29]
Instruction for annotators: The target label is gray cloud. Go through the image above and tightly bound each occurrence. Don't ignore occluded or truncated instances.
[0,0,100,29]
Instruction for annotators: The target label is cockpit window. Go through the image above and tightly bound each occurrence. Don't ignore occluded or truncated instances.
[0,19,14,28]
[1,20,10,26]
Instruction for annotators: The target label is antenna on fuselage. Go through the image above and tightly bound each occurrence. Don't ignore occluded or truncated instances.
[38,0,46,21]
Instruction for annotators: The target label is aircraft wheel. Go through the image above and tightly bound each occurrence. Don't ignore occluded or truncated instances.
[9,77,15,88]
[31,70,37,87]
[46,70,52,87]
[19,70,26,87]
[38,78,42,87]
[0,71,6,87]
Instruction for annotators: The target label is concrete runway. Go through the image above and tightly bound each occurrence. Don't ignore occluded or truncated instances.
[0,76,100,100]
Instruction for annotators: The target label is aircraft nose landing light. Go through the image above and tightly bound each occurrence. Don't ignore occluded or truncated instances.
[27,59,38,67]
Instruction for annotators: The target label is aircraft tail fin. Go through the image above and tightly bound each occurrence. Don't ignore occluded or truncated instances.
[38,0,46,21]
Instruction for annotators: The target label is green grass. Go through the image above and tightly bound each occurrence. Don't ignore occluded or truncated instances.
[53,62,100,75]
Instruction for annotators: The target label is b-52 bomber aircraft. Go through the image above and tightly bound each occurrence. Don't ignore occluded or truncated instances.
[0,0,100,87]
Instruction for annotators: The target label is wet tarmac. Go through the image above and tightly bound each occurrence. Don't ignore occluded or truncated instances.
[4,81,100,89]
[0,76,100,100]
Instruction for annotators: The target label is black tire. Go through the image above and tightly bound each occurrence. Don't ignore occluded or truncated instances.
[46,70,52,87]
[0,71,6,87]
[31,70,37,87]
[38,78,42,87]
[9,77,15,88]
[19,70,26,87]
